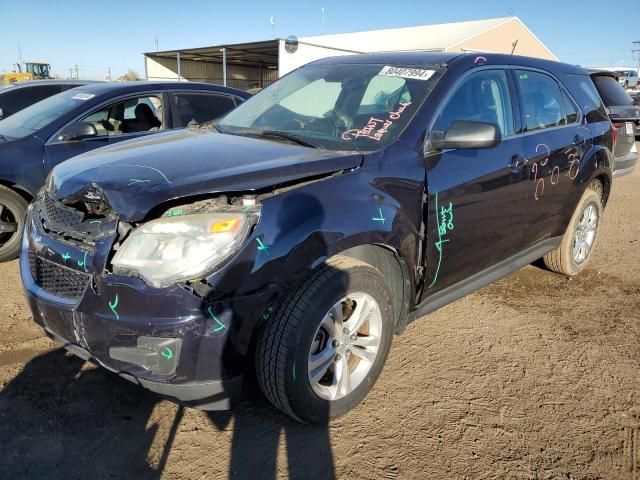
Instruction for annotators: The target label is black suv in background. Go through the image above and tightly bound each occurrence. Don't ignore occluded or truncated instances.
[22,53,613,423]
[0,81,250,261]
[0,80,98,120]
[590,71,639,176]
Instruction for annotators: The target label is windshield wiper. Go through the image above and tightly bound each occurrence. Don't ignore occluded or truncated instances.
[259,130,321,149]
[186,119,223,132]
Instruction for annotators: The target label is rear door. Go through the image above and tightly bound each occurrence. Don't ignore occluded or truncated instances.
[169,92,239,127]
[514,69,586,244]
[44,92,167,173]
[422,68,526,294]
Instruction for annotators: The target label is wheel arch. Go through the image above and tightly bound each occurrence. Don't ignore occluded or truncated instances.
[0,179,34,204]
[335,243,412,335]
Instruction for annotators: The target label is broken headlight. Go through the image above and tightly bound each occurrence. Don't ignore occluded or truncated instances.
[112,213,251,288]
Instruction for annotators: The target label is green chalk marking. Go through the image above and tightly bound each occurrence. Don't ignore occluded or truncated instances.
[109,294,120,320]
[160,347,174,360]
[428,192,443,289]
[163,209,184,217]
[429,193,456,289]
[372,207,386,224]
[242,205,252,212]
[61,252,71,262]
[256,237,269,255]
[89,220,102,225]
[128,178,151,186]
[207,306,227,333]
[77,251,88,272]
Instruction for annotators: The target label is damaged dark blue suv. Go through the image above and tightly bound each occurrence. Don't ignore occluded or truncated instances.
[22,52,614,423]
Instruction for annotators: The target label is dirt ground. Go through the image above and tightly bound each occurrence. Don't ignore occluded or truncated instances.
[1,150,639,480]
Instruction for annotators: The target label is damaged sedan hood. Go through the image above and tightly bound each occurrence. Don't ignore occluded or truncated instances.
[50,129,363,221]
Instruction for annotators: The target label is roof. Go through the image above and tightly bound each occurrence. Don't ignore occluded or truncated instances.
[312,51,460,66]
[4,79,100,89]
[72,81,251,98]
[312,51,585,75]
[299,17,517,53]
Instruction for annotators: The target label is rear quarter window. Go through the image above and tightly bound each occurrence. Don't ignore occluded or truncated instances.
[592,76,634,106]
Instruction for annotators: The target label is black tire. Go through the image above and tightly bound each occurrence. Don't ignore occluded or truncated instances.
[543,180,603,276]
[0,185,28,262]
[255,255,395,423]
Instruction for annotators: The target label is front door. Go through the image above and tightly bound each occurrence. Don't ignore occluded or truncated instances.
[421,68,526,296]
[44,93,166,175]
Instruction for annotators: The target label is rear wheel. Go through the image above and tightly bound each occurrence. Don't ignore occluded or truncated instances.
[543,181,603,276]
[255,256,394,423]
[0,185,28,262]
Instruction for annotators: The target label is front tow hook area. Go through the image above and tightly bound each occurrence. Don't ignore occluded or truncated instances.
[109,337,182,376]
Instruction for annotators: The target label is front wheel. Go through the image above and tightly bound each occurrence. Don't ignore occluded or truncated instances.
[255,256,395,423]
[543,180,603,276]
[0,185,28,262]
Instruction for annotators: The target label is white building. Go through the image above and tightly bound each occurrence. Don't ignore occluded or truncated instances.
[144,16,556,90]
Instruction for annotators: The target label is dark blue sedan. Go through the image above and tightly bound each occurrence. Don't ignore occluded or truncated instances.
[0,81,250,260]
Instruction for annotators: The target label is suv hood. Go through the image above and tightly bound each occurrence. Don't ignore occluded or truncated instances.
[50,129,363,222]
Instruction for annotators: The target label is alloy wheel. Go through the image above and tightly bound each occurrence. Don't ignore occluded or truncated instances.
[307,292,382,401]
[0,204,19,249]
[572,202,598,264]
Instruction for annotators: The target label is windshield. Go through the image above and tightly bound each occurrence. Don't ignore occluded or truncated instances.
[0,88,92,139]
[219,63,444,151]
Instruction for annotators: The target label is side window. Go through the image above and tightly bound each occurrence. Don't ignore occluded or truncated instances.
[81,95,163,136]
[561,90,579,124]
[279,79,342,118]
[516,70,567,131]
[434,69,514,136]
[358,76,411,115]
[574,76,609,123]
[172,93,236,127]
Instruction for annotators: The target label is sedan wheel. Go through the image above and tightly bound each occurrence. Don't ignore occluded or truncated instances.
[308,292,383,401]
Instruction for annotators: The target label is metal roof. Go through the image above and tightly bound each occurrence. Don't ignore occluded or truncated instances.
[144,40,279,68]
[299,17,516,52]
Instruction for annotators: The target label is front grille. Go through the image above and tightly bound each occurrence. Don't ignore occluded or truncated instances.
[42,194,85,231]
[36,192,116,244]
[29,254,91,300]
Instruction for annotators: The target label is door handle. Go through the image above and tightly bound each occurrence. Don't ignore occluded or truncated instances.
[574,135,587,146]
[509,154,528,172]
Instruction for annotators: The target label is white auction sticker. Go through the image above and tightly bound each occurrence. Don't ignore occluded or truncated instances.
[71,93,95,100]
[625,122,635,135]
[378,66,436,81]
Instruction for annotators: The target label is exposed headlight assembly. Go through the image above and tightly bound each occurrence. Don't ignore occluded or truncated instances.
[112,213,252,288]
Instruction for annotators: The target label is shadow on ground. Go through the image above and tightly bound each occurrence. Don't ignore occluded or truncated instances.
[0,349,336,479]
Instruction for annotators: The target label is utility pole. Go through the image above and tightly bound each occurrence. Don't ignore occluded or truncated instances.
[155,37,159,52]
[17,43,23,71]
[74,64,79,79]
[633,41,640,73]
[108,66,111,82]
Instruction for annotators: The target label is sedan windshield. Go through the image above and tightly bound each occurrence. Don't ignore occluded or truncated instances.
[219,63,444,151]
[0,89,91,140]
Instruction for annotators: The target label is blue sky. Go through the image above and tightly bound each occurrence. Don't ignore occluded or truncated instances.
[1,0,638,80]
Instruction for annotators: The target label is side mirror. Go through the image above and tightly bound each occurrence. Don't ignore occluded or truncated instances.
[56,121,98,142]
[430,120,501,151]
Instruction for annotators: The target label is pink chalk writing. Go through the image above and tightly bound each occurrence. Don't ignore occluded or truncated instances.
[341,102,412,142]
